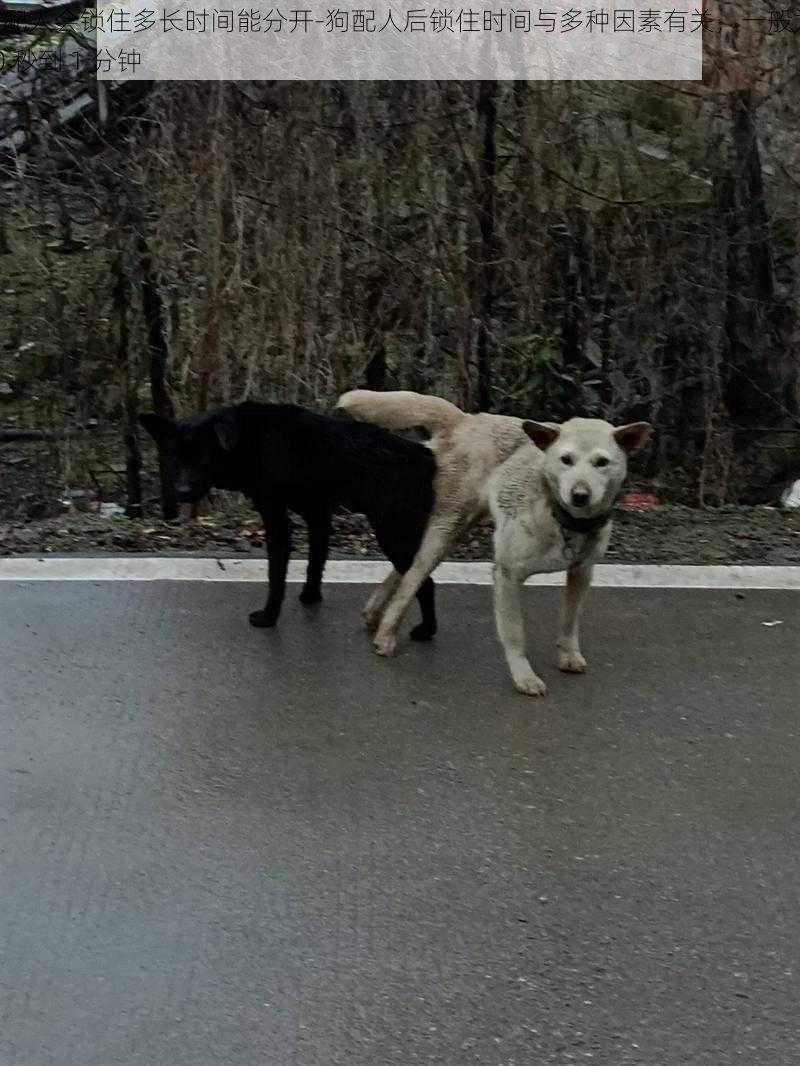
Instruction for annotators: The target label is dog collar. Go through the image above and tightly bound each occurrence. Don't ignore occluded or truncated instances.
[550,497,613,536]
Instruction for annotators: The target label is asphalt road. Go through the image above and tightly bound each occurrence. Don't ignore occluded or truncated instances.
[1,580,799,1065]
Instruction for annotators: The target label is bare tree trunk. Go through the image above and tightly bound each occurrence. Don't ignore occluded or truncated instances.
[196,85,228,412]
[0,203,11,255]
[363,267,388,389]
[112,247,142,517]
[720,89,779,418]
[138,232,178,520]
[475,81,498,412]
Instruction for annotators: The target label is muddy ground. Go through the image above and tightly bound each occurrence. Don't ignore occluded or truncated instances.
[2,433,800,563]
[2,501,800,565]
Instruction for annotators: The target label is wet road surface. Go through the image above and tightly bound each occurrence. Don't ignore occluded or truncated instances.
[1,580,799,1064]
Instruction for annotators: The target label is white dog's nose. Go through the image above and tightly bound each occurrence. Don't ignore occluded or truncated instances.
[571,487,590,508]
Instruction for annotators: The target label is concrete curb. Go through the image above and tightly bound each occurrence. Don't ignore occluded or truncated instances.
[1,557,799,588]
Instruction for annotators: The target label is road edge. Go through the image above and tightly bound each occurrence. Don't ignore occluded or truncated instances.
[1,557,799,588]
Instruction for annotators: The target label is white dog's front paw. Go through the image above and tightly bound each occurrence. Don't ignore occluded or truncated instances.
[373,630,397,657]
[362,605,381,632]
[512,666,548,697]
[558,649,587,674]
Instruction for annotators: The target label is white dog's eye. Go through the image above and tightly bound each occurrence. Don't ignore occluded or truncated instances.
[560,454,575,466]
[593,456,610,468]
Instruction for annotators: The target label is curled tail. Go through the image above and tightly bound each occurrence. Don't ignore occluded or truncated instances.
[337,390,465,437]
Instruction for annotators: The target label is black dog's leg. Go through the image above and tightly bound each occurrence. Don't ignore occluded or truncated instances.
[250,505,291,628]
[409,576,437,642]
[374,518,438,644]
[299,507,331,606]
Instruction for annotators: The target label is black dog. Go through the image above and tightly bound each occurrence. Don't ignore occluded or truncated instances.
[139,402,438,638]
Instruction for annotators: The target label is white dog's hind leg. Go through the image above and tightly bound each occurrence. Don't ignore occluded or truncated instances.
[373,520,458,657]
[557,564,592,673]
[493,564,547,697]
[363,569,400,631]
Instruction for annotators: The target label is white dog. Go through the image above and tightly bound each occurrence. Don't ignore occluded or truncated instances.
[490,417,652,696]
[337,389,528,655]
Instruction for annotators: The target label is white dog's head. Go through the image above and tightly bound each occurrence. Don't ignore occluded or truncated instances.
[523,417,652,518]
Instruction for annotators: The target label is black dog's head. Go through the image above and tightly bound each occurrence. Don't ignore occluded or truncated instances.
[139,408,240,503]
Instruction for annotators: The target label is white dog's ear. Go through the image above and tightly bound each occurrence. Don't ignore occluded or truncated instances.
[613,422,653,455]
[522,421,560,451]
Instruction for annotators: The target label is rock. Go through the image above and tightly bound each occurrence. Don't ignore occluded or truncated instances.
[99,502,125,518]
[13,528,38,545]
[781,478,800,509]
[61,490,98,514]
